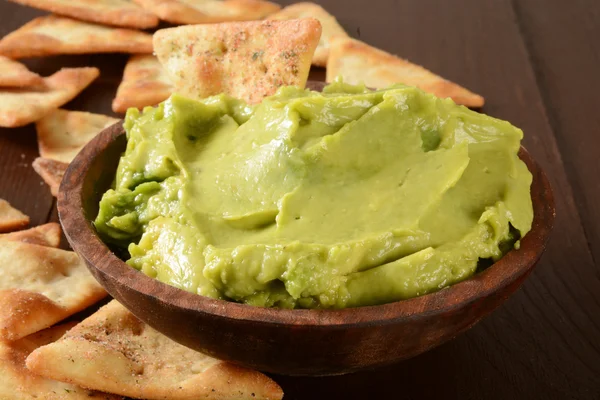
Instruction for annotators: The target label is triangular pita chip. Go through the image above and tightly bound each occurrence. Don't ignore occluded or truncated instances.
[27,300,284,400]
[0,323,122,400]
[0,222,61,247]
[37,109,119,163]
[132,0,280,25]
[0,15,153,59]
[8,0,159,29]
[154,18,322,104]
[32,158,69,197]
[112,55,173,113]
[0,56,43,87]
[267,2,348,67]
[0,199,29,233]
[326,37,485,108]
[0,67,99,128]
[0,240,107,341]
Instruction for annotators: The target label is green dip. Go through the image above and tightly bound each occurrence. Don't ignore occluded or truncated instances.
[95,80,533,309]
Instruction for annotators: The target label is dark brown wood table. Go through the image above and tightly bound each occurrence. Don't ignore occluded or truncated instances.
[1,0,599,399]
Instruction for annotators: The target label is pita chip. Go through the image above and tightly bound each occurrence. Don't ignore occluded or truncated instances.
[0,199,29,233]
[0,222,61,247]
[326,37,485,108]
[267,2,348,67]
[112,55,173,113]
[0,240,107,341]
[154,18,322,104]
[0,323,121,400]
[37,109,119,163]
[7,0,159,29]
[0,56,43,87]
[0,15,153,59]
[132,0,280,25]
[27,300,284,400]
[0,67,99,128]
[32,158,69,197]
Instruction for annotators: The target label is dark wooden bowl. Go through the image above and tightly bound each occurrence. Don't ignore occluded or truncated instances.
[58,88,555,376]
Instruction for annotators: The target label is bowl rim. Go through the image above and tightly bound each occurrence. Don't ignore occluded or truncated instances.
[58,105,555,329]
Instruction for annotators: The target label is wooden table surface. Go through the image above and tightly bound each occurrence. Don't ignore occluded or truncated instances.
[1,0,599,399]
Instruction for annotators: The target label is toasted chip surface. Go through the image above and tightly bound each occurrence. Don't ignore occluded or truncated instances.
[32,158,69,197]
[7,0,158,29]
[0,199,29,233]
[0,222,61,247]
[0,56,43,87]
[0,323,121,400]
[267,2,348,67]
[154,18,321,104]
[112,55,173,113]
[27,300,284,400]
[133,0,280,25]
[326,37,485,107]
[0,241,107,341]
[37,109,119,163]
[0,15,153,59]
[0,67,98,128]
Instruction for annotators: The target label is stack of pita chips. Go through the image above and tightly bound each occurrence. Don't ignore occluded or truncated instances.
[0,201,284,399]
[0,66,99,128]
[0,202,119,398]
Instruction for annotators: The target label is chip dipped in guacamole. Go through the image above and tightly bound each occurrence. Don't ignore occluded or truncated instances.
[95,81,533,309]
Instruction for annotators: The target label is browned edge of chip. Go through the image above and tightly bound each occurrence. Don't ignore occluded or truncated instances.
[133,0,281,25]
[32,157,69,197]
[0,289,71,342]
[0,56,44,87]
[0,222,61,247]
[8,0,159,29]
[326,36,485,108]
[112,54,173,113]
[0,199,29,233]
[0,15,153,59]
[0,67,100,128]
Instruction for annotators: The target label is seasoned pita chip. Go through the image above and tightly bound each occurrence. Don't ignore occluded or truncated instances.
[326,37,485,108]
[8,0,159,29]
[0,56,43,87]
[0,15,153,59]
[32,158,69,197]
[0,67,99,128]
[0,222,61,247]
[0,323,121,400]
[132,0,280,25]
[0,199,29,233]
[154,19,321,104]
[267,2,348,67]
[0,241,107,341]
[27,300,284,400]
[112,55,173,113]
[37,109,119,163]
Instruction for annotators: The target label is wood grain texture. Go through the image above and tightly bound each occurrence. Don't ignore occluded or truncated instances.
[0,0,598,398]
[513,0,600,266]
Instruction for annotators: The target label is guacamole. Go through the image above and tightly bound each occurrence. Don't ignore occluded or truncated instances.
[95,81,533,309]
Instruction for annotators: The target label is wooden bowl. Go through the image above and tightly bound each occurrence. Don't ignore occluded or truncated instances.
[58,89,555,376]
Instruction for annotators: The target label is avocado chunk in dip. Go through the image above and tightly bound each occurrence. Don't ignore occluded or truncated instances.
[95,81,533,309]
